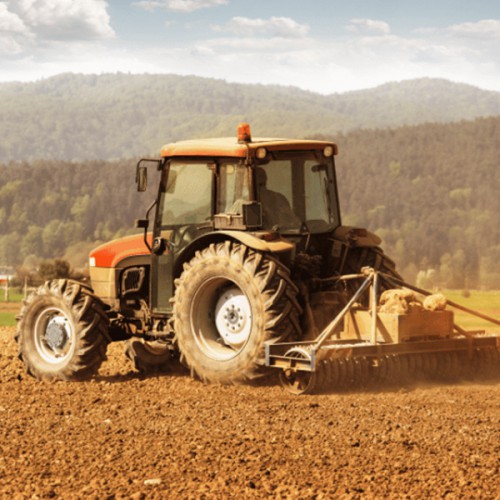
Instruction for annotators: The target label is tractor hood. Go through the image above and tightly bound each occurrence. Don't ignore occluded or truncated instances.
[89,233,152,269]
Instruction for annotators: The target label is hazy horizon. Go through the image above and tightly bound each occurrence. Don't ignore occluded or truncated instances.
[1,1,499,94]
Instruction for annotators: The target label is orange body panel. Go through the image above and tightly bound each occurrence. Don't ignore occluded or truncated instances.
[160,137,338,158]
[89,233,152,268]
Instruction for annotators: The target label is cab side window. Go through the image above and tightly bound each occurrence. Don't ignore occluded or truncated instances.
[217,162,250,214]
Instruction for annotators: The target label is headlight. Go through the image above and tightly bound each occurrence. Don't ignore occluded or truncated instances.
[255,147,267,159]
[323,146,334,157]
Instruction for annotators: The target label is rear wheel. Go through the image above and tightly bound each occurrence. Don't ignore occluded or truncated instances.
[15,280,109,380]
[344,246,401,282]
[342,246,402,305]
[173,241,301,383]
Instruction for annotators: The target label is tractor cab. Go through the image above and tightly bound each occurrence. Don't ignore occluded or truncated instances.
[138,123,340,249]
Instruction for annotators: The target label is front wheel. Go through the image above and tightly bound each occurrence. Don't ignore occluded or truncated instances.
[173,241,301,383]
[15,280,109,380]
[125,339,172,373]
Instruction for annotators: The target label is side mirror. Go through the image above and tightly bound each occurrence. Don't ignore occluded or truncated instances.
[135,219,149,229]
[136,166,147,192]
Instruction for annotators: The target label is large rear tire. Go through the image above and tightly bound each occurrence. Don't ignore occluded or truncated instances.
[15,280,109,380]
[345,246,401,281]
[173,241,301,383]
[343,246,402,301]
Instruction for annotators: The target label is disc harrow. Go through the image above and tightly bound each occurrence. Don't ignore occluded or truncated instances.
[278,347,500,395]
[267,267,500,395]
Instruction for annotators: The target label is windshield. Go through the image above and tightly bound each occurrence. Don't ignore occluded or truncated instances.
[159,161,213,227]
[256,151,339,233]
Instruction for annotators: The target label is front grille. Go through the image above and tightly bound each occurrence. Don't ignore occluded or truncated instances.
[121,267,145,295]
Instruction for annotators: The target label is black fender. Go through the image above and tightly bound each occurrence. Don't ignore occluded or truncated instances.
[173,230,295,280]
[332,225,382,248]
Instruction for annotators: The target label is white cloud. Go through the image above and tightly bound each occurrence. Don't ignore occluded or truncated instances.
[0,2,31,54]
[0,34,24,55]
[448,19,500,40]
[196,36,313,55]
[133,0,227,12]
[6,0,115,41]
[1,7,500,96]
[0,3,27,33]
[213,16,309,38]
[346,18,391,35]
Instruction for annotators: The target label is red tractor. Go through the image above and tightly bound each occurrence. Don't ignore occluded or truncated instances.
[16,124,500,393]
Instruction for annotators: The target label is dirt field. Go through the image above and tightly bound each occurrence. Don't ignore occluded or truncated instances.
[1,326,499,499]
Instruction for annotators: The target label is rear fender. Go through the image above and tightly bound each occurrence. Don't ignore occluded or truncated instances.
[332,226,382,248]
[173,230,294,279]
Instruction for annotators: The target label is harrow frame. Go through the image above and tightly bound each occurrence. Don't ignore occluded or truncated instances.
[265,268,500,394]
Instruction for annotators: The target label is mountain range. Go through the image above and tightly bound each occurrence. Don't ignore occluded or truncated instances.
[1,73,499,161]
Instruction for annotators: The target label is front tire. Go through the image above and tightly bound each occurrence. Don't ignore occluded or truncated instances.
[173,241,301,383]
[15,280,109,380]
[125,339,172,373]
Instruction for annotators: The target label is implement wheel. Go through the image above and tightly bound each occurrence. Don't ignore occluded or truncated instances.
[278,347,318,395]
[15,280,109,380]
[173,241,300,383]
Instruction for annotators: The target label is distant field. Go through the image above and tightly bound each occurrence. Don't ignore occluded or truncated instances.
[0,301,20,327]
[1,289,500,331]
[0,289,23,326]
[0,312,16,327]
[444,290,500,333]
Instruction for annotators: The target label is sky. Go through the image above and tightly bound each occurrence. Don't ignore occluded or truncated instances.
[1,0,500,94]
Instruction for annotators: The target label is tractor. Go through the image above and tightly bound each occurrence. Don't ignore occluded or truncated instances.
[16,124,500,393]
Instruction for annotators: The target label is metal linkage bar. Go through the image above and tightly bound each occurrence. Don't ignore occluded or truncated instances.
[370,271,379,345]
[312,270,374,353]
[380,273,500,329]
[319,272,367,284]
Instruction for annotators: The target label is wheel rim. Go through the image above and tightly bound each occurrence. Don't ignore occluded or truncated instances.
[33,307,75,364]
[191,278,253,361]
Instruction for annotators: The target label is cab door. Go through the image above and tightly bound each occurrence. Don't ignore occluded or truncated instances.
[151,160,215,314]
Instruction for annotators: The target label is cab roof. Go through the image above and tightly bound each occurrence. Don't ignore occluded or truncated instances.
[160,137,338,158]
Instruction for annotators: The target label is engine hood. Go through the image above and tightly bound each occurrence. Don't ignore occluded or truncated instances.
[89,233,152,269]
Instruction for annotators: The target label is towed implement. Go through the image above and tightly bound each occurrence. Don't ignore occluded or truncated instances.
[16,124,500,393]
[270,268,500,394]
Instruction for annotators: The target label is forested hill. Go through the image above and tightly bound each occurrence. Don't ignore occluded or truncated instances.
[1,115,499,288]
[1,73,500,161]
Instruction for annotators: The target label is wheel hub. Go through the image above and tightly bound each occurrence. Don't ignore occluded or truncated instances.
[34,308,74,364]
[215,286,252,349]
[45,319,69,350]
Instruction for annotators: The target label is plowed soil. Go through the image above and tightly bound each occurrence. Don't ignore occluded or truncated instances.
[1,326,499,499]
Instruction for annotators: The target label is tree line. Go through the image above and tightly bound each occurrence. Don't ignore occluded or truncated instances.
[0,115,498,289]
[327,116,500,289]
